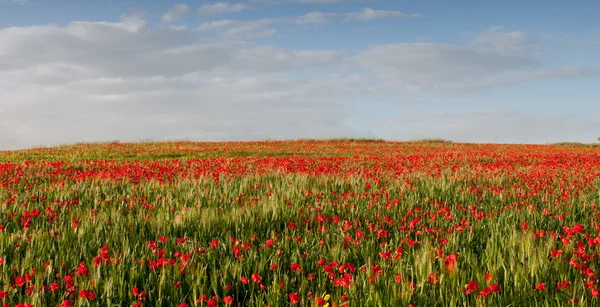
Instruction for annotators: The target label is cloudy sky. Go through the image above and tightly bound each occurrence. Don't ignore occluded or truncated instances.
[1,0,599,150]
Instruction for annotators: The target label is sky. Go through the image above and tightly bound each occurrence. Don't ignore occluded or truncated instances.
[0,0,599,150]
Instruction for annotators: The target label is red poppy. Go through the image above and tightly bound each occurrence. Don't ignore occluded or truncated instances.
[395,274,403,283]
[290,263,301,272]
[60,301,73,307]
[288,293,300,305]
[536,283,546,291]
[223,296,234,305]
[550,250,564,258]
[15,277,26,287]
[466,281,478,295]
[557,281,571,290]
[478,288,492,298]
[489,284,501,293]
[77,262,89,277]
[79,290,96,300]
[444,254,457,270]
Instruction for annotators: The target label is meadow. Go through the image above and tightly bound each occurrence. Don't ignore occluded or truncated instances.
[1,140,599,306]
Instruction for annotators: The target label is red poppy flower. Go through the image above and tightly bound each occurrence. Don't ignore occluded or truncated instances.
[79,290,96,300]
[489,284,501,293]
[466,281,478,295]
[290,263,301,272]
[288,293,300,305]
[60,300,73,307]
[536,283,546,291]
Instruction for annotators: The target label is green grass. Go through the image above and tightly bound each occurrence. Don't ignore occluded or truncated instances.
[552,141,600,147]
[1,141,599,306]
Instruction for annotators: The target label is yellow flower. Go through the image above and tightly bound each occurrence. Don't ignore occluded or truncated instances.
[324,294,330,301]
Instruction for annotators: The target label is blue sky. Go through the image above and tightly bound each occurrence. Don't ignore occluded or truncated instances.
[0,0,599,149]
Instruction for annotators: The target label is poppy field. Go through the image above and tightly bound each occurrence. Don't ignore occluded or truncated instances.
[1,140,599,306]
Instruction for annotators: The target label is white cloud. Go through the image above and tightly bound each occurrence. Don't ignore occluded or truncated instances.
[291,0,345,3]
[197,2,246,16]
[197,18,278,38]
[469,26,540,55]
[195,12,338,38]
[252,0,350,3]
[356,31,600,93]
[194,7,421,38]
[0,0,27,4]
[0,14,374,150]
[161,4,190,23]
[380,110,600,144]
[0,13,597,150]
[345,8,422,21]
[292,12,338,25]
[0,72,368,150]
[195,8,386,38]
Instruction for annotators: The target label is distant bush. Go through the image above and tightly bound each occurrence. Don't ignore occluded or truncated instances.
[293,137,386,143]
[411,138,453,144]
[326,137,386,143]
[552,141,600,147]
[553,142,585,146]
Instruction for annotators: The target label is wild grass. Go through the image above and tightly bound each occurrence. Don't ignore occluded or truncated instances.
[1,142,599,306]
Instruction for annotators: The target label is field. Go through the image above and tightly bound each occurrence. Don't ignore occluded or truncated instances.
[1,140,600,306]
